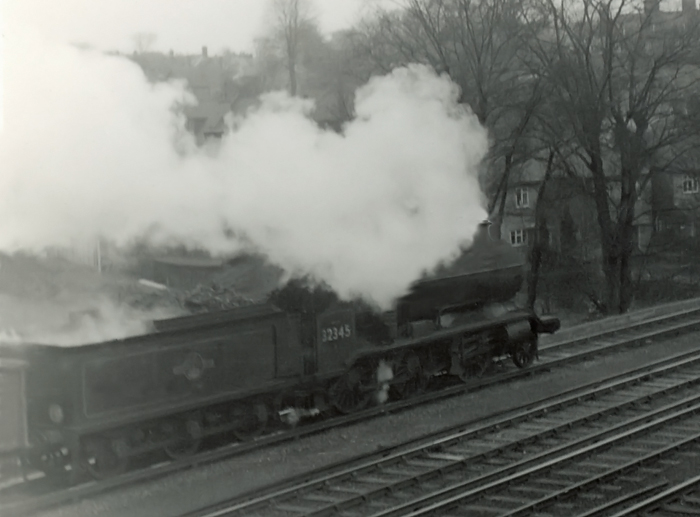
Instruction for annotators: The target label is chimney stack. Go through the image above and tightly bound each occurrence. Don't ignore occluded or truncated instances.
[202,46,208,58]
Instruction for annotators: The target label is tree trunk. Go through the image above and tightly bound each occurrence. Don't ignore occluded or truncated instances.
[288,59,297,96]
[615,169,637,313]
[588,148,617,315]
[527,151,554,310]
[603,255,621,315]
[490,154,512,240]
[600,175,637,315]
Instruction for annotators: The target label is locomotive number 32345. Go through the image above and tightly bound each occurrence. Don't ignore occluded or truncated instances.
[321,324,352,343]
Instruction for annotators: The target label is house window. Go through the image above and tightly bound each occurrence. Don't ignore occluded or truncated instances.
[683,176,699,194]
[515,188,529,208]
[510,229,527,247]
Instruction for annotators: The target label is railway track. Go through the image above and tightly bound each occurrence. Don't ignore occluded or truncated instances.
[4,298,700,516]
[597,474,700,516]
[184,348,700,517]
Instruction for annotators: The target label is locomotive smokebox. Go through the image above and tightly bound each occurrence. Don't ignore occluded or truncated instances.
[397,222,525,324]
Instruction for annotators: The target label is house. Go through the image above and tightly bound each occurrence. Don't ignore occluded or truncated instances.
[498,163,604,261]
[182,102,230,145]
[616,0,700,250]
[498,157,653,258]
[498,160,541,250]
[129,47,259,144]
[652,166,700,242]
[151,256,225,289]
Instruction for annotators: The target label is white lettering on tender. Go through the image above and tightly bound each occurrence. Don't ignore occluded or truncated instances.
[321,324,352,343]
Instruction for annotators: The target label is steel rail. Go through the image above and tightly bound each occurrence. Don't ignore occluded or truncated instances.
[489,434,700,517]
[540,303,700,353]
[584,473,700,517]
[490,429,700,516]
[373,400,700,517]
[573,483,670,517]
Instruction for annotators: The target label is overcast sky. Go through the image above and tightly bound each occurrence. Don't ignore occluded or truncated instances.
[3,0,692,55]
[3,0,392,54]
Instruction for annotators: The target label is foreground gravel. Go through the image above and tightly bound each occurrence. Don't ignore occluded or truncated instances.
[31,330,700,517]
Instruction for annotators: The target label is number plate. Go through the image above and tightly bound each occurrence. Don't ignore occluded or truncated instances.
[317,309,355,345]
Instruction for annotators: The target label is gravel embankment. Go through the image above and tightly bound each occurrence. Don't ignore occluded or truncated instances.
[31,329,700,517]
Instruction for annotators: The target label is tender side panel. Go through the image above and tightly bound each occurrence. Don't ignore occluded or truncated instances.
[83,351,163,416]
[81,320,289,418]
[274,317,303,378]
[220,327,276,389]
[0,362,27,454]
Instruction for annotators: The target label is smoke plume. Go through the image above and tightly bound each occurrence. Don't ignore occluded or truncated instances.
[0,296,176,346]
[1,26,489,309]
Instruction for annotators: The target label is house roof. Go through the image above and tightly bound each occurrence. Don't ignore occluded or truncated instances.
[154,256,225,268]
[657,207,697,223]
[183,102,230,135]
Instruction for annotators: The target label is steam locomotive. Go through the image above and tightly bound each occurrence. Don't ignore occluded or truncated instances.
[0,223,559,481]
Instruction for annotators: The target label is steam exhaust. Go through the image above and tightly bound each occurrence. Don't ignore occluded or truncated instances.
[375,359,394,405]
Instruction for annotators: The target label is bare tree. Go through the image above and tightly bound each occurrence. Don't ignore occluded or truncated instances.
[527,0,700,313]
[269,0,316,96]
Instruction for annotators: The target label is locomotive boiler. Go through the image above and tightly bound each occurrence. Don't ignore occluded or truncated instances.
[0,222,559,481]
[397,221,528,327]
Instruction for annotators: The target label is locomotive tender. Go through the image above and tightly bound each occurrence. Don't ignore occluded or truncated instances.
[0,223,559,480]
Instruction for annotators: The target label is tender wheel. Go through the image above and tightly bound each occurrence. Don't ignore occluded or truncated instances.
[391,352,428,399]
[231,402,269,441]
[512,339,537,369]
[329,366,372,414]
[163,415,202,460]
[82,436,128,479]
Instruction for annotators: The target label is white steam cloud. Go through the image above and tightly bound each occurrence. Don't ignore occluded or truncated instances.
[0,297,176,346]
[1,27,489,308]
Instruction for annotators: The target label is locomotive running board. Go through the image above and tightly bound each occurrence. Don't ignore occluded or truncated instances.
[344,310,547,365]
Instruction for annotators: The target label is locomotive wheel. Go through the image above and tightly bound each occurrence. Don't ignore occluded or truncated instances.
[391,352,428,399]
[231,402,269,441]
[329,366,372,414]
[163,415,202,460]
[512,339,537,369]
[82,437,128,479]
